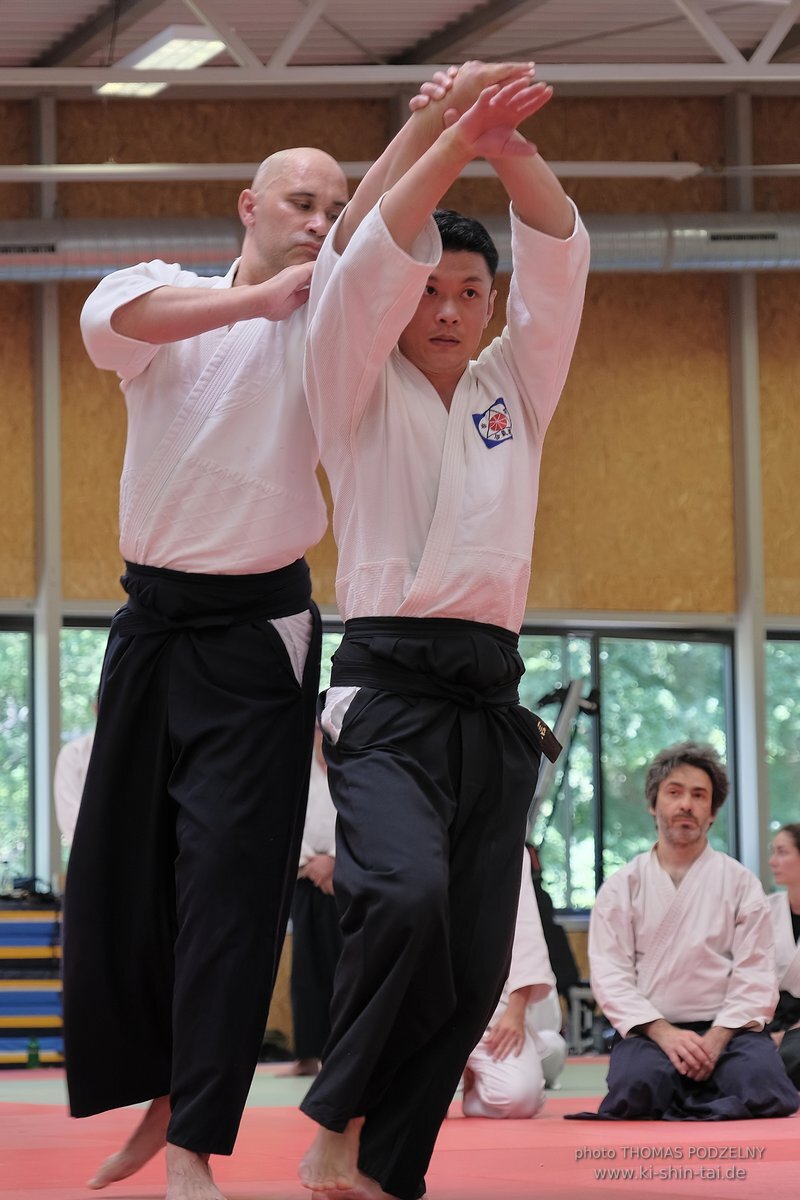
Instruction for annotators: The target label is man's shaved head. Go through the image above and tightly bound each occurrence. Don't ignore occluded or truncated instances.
[236,146,349,284]
[251,147,347,197]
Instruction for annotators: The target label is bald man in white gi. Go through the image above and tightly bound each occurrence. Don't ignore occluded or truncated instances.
[298,75,589,1200]
[66,146,348,1200]
[462,852,566,1119]
[573,741,799,1122]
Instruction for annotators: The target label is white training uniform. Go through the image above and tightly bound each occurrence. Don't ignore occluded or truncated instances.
[81,259,325,670]
[81,259,327,576]
[463,854,565,1119]
[298,754,337,871]
[590,843,777,1037]
[304,200,590,735]
[768,891,800,999]
[53,731,95,848]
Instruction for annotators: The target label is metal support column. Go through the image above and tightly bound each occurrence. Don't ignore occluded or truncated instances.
[32,95,63,888]
[725,93,770,883]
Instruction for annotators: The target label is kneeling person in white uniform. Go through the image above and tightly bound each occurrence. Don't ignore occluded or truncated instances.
[463,852,566,1119]
[570,742,799,1122]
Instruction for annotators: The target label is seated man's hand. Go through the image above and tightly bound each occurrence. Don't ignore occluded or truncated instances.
[642,1018,716,1079]
[693,1025,734,1080]
[483,1009,526,1061]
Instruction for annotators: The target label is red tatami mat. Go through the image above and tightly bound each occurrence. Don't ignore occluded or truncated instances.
[2,1095,800,1200]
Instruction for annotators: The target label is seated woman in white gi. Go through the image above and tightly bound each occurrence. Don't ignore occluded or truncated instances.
[569,742,799,1122]
[463,853,566,1119]
[766,824,800,1087]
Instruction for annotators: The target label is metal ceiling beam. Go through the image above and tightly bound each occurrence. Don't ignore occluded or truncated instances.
[0,160,713,184]
[182,0,264,69]
[268,0,329,69]
[3,62,800,89]
[392,0,551,64]
[34,0,166,67]
[749,0,800,66]
[771,13,800,61]
[671,0,746,65]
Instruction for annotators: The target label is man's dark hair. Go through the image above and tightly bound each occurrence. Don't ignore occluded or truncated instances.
[645,741,729,815]
[433,209,498,279]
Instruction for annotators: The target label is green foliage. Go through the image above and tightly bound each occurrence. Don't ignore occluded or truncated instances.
[59,627,107,740]
[0,632,31,874]
[766,639,800,832]
[600,637,731,884]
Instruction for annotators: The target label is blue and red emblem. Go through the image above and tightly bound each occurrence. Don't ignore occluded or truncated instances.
[473,398,513,448]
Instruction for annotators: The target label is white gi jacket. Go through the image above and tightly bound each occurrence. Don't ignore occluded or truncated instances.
[590,844,777,1037]
[298,755,337,871]
[304,201,589,632]
[493,855,558,1039]
[81,260,327,574]
[768,891,800,999]
[53,730,94,848]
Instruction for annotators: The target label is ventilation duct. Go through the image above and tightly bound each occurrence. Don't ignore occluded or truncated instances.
[0,218,242,282]
[0,213,798,281]
[486,212,800,273]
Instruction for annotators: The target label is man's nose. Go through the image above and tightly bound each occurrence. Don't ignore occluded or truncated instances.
[436,301,459,323]
[306,210,328,236]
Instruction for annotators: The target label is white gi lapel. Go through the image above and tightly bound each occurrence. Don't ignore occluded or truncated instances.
[395,376,471,617]
[774,891,800,997]
[125,320,265,559]
[635,846,713,999]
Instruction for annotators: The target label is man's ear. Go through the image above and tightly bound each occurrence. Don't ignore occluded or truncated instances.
[485,288,497,328]
[238,188,256,227]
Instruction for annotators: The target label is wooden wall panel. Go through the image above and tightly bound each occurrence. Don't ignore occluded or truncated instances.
[0,102,33,219]
[56,99,387,219]
[0,286,35,597]
[759,274,800,616]
[445,96,726,217]
[529,273,735,612]
[59,282,127,602]
[753,98,800,212]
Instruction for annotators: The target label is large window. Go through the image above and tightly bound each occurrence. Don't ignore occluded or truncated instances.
[0,625,33,880]
[766,637,800,833]
[59,624,108,744]
[320,623,734,910]
[529,632,733,910]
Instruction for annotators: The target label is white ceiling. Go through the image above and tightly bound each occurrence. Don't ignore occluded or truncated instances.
[1,0,800,97]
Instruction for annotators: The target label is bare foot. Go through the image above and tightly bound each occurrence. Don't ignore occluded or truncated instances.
[165,1143,225,1200]
[310,1175,419,1200]
[300,1117,364,1193]
[87,1094,170,1188]
[277,1058,321,1077]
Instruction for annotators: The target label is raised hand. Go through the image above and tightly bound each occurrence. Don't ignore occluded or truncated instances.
[408,66,458,112]
[445,77,553,160]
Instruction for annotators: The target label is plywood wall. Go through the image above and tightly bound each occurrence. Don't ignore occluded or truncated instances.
[0,102,33,219]
[759,274,800,616]
[4,92,798,619]
[59,283,127,601]
[531,273,735,612]
[0,286,35,597]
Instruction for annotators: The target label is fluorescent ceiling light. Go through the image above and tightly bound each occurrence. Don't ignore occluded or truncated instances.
[96,25,226,97]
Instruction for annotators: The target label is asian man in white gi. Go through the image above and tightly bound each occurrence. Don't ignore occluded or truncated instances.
[574,741,799,1122]
[298,77,590,1200]
[65,63,541,1200]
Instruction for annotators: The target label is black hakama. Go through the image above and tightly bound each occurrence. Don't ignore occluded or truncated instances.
[300,616,559,1200]
[63,559,320,1154]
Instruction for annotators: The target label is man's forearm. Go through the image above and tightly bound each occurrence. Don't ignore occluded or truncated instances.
[489,151,575,239]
